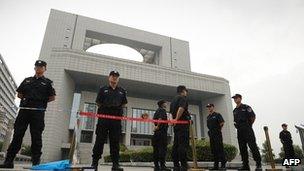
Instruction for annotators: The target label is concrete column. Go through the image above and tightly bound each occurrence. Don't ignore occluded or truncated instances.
[125,107,132,146]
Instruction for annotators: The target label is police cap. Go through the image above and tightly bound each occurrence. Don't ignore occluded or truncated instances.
[232,94,242,99]
[35,60,47,67]
[206,103,215,108]
[109,70,120,77]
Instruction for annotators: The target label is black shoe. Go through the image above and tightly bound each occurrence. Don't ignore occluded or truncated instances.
[112,165,124,171]
[0,162,14,169]
[91,159,99,170]
[255,162,262,170]
[32,158,41,166]
[220,161,226,170]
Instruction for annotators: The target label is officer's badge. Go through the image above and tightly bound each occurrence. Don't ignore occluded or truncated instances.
[26,79,30,83]
[119,91,123,95]
[247,107,252,112]
[104,90,108,93]
[41,82,46,85]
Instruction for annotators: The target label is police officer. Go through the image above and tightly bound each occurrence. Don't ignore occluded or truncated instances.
[279,123,295,159]
[152,100,170,171]
[91,70,127,171]
[232,94,262,170]
[206,104,226,170]
[170,85,191,171]
[0,60,56,168]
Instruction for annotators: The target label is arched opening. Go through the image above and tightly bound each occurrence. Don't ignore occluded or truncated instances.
[86,44,144,62]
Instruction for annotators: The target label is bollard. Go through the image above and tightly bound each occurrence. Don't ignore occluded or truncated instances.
[189,121,204,171]
[263,126,283,171]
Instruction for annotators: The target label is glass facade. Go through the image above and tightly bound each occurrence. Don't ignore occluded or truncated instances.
[80,103,97,143]
[79,103,127,143]
[131,108,155,135]
[131,108,173,136]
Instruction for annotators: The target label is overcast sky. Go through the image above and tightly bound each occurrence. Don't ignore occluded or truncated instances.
[1,0,304,156]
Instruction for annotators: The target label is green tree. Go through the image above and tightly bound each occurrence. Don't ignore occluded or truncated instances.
[279,145,304,159]
[261,140,275,163]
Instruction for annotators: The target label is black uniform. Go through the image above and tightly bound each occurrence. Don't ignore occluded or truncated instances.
[92,85,127,166]
[152,107,169,169]
[207,112,226,166]
[233,104,261,167]
[170,95,190,170]
[6,76,55,164]
[280,130,295,159]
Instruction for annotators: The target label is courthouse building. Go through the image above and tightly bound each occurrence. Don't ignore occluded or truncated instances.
[0,54,18,142]
[35,9,236,163]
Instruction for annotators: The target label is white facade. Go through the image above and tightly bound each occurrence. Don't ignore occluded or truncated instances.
[34,9,237,163]
[0,54,18,142]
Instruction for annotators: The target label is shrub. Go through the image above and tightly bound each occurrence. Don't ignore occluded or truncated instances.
[20,145,31,156]
[279,145,304,159]
[120,144,128,152]
[104,139,238,162]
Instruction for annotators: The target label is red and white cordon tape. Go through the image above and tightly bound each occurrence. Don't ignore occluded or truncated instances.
[79,112,190,125]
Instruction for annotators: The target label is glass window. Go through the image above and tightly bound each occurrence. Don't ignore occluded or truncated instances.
[131,138,151,146]
[131,108,173,136]
[131,108,155,135]
[81,103,97,131]
[121,107,127,133]
[80,130,93,143]
[80,103,97,143]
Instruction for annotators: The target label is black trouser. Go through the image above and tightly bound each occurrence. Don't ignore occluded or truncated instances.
[283,143,295,159]
[92,119,121,165]
[208,130,226,165]
[6,109,45,162]
[172,125,189,169]
[237,126,261,166]
[152,130,168,167]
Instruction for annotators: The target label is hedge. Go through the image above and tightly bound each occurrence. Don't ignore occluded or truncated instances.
[104,139,237,162]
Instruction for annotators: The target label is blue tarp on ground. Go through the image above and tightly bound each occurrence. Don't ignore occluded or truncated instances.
[30,160,70,170]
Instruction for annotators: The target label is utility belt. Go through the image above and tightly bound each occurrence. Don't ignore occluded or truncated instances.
[208,129,222,134]
[234,122,251,129]
[20,98,47,110]
[98,106,123,116]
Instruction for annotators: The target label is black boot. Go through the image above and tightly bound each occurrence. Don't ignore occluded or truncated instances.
[0,157,14,169]
[220,161,227,170]
[173,161,180,171]
[32,158,41,166]
[91,158,99,170]
[154,161,160,171]
[255,162,262,170]
[112,163,123,171]
[180,162,188,171]
[210,161,219,170]
[160,162,171,171]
